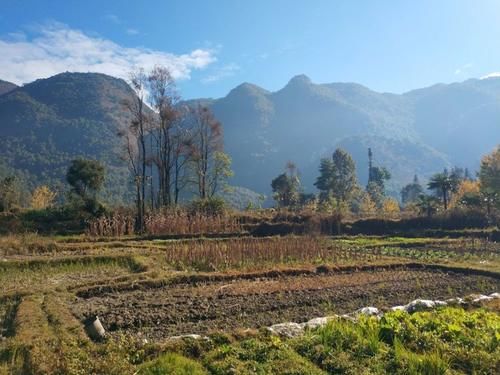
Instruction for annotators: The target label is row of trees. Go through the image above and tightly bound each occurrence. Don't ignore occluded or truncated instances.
[270,145,499,219]
[120,66,232,231]
[400,146,499,216]
[271,148,397,217]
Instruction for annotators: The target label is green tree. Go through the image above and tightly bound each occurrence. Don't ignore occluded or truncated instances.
[401,175,424,205]
[367,166,391,207]
[66,159,105,199]
[478,145,500,214]
[66,159,105,216]
[331,149,358,202]
[0,176,21,212]
[416,194,439,217]
[314,158,334,201]
[271,163,300,208]
[315,149,358,204]
[427,170,460,210]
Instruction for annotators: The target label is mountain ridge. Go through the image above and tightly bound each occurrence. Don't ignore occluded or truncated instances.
[0,72,499,202]
[0,79,17,96]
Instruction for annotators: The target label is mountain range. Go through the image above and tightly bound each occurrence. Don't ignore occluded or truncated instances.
[197,74,500,197]
[0,72,499,203]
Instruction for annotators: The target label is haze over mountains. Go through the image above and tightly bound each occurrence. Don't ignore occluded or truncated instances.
[198,74,500,196]
[0,72,499,202]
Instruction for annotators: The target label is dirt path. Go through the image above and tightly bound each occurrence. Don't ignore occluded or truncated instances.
[72,266,500,341]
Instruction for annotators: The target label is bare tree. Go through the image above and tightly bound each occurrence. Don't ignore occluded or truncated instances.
[172,124,194,204]
[120,69,149,232]
[188,105,231,199]
[147,65,180,207]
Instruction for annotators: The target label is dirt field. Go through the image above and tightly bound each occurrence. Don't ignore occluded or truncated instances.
[72,264,500,340]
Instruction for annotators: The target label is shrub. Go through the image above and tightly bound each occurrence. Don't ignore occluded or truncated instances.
[189,197,226,216]
[139,353,207,375]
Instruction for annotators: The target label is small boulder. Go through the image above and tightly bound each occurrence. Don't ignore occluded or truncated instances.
[84,316,106,341]
[472,295,493,303]
[445,297,465,306]
[489,292,500,299]
[355,307,381,317]
[433,300,447,307]
[303,316,334,329]
[268,322,304,338]
[405,299,436,313]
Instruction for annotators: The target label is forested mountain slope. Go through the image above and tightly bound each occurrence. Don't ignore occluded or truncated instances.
[1,72,498,201]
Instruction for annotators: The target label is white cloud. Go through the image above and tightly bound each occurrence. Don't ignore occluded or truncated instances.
[480,72,500,80]
[454,63,473,75]
[104,14,121,24]
[201,63,240,84]
[126,28,140,36]
[0,22,217,85]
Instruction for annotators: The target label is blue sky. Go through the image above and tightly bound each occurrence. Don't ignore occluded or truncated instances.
[1,0,500,99]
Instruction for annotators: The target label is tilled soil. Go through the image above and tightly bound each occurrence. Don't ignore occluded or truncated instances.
[71,266,500,341]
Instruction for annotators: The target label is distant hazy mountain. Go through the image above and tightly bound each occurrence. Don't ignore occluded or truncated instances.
[0,72,498,203]
[197,75,500,197]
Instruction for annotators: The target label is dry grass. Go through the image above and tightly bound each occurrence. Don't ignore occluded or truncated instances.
[86,214,135,237]
[0,233,58,257]
[145,211,242,236]
[159,236,385,271]
[86,211,243,237]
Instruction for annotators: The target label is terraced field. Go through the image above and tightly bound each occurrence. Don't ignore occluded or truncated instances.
[0,234,499,374]
[72,264,499,340]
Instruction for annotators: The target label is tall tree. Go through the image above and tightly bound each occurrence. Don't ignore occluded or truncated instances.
[0,176,21,212]
[171,125,194,205]
[315,149,358,203]
[314,158,334,201]
[366,149,391,207]
[401,175,424,205]
[66,159,105,200]
[188,105,231,199]
[271,172,300,208]
[66,159,105,215]
[148,65,180,207]
[427,169,460,210]
[478,145,500,214]
[416,194,439,217]
[121,69,149,231]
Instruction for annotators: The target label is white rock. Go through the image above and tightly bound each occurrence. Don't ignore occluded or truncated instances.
[405,299,436,313]
[472,295,493,303]
[355,307,381,317]
[268,322,304,338]
[489,292,500,299]
[433,300,448,307]
[304,317,330,329]
[445,297,465,305]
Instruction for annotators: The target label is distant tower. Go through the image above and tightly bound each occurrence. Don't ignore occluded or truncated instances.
[368,148,373,182]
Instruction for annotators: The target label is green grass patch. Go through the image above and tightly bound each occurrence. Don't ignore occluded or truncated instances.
[0,256,146,295]
[139,352,207,375]
[292,307,500,374]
